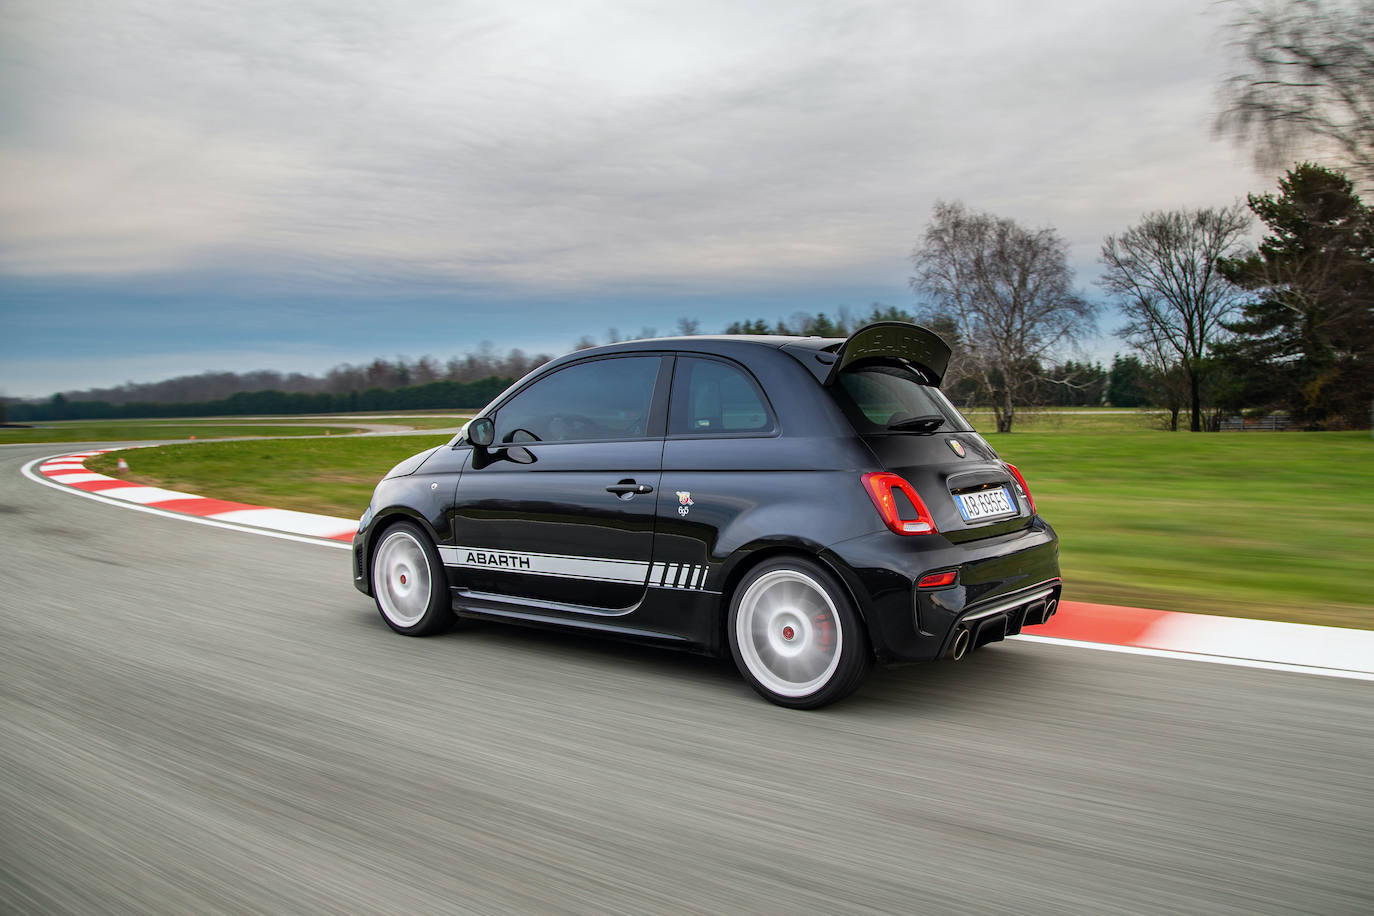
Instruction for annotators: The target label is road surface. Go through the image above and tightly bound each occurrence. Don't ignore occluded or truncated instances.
[2,443,1370,914]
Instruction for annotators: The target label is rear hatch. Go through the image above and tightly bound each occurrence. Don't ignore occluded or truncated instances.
[798,322,1032,542]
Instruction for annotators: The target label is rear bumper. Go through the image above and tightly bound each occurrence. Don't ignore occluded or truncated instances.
[822,517,1061,663]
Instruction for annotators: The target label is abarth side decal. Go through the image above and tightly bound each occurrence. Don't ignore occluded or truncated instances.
[650,561,709,591]
[436,546,711,591]
[438,546,650,585]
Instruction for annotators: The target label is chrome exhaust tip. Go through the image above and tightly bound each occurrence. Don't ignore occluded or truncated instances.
[948,627,971,661]
[1044,598,1058,620]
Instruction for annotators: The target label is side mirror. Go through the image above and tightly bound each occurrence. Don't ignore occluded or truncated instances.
[467,416,495,448]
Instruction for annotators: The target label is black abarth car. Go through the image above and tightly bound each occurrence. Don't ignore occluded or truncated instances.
[353,322,1060,708]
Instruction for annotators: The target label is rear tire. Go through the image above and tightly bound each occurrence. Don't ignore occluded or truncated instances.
[370,521,452,636]
[727,557,871,709]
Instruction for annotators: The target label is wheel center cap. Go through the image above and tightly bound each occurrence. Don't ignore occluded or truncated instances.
[399,574,407,585]
[781,625,795,641]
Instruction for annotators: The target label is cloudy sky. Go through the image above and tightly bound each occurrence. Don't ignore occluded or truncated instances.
[1,0,1269,398]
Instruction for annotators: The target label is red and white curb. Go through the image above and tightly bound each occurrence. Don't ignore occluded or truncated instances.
[23,449,357,547]
[1022,602,1374,682]
[23,449,1374,682]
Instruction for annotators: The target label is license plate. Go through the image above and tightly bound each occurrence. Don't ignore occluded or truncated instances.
[956,486,1016,522]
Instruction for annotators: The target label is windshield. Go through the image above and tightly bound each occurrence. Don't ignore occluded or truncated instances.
[831,363,974,434]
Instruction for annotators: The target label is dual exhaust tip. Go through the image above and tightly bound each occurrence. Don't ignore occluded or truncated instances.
[946,598,1058,661]
[1029,598,1059,627]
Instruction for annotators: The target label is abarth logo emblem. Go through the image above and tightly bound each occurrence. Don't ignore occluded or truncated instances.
[676,491,694,516]
[947,439,966,458]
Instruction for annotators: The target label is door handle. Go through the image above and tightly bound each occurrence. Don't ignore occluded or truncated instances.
[606,482,653,495]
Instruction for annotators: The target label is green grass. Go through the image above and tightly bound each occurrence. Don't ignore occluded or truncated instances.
[84,425,1374,630]
[87,434,454,517]
[2,422,367,443]
[1,413,471,443]
[349,416,470,429]
[961,407,1171,433]
[989,430,1374,629]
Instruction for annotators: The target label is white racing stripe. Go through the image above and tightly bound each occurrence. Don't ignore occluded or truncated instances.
[440,545,651,584]
[651,561,709,590]
[436,546,714,591]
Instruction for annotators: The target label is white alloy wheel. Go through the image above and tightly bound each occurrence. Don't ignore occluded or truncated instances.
[734,568,844,698]
[373,526,438,631]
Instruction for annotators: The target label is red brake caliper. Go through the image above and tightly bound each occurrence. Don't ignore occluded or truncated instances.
[813,613,835,650]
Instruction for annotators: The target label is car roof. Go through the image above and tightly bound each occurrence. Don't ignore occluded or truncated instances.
[559,334,844,361]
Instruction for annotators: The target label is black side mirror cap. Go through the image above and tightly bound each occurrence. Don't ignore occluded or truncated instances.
[467,416,495,447]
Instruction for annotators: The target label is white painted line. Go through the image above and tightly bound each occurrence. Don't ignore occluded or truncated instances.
[1141,612,1374,673]
[209,507,359,538]
[47,472,111,484]
[1013,635,1374,683]
[21,456,352,551]
[100,485,204,505]
[40,463,88,472]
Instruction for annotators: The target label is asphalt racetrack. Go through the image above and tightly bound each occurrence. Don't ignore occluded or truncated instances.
[2,443,1371,914]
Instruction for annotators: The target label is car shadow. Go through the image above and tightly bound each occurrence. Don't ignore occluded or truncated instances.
[344,602,1064,715]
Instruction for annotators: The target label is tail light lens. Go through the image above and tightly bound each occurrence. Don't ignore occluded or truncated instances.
[862,472,937,535]
[917,570,958,589]
[1004,463,1036,515]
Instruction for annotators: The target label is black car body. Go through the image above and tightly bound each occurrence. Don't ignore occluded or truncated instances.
[353,322,1061,707]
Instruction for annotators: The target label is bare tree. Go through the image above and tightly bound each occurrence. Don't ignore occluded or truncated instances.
[1217,0,1374,190]
[910,201,1096,433]
[674,317,700,336]
[1099,206,1251,431]
[411,355,441,385]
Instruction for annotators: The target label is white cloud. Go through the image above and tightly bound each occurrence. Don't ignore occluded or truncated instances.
[1,0,1265,297]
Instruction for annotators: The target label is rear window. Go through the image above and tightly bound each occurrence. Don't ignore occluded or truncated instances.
[832,363,973,434]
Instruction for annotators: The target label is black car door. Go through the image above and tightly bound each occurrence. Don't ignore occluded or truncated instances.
[445,354,669,610]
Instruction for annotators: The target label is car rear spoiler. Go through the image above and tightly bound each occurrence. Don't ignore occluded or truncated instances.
[782,321,952,387]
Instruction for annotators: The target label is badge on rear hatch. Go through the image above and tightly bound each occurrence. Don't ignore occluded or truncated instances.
[947,439,966,458]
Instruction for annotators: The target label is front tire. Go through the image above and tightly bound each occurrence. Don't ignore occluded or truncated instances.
[370,521,452,635]
[727,557,871,709]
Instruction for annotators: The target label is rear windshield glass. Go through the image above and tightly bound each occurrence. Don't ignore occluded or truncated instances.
[831,363,974,434]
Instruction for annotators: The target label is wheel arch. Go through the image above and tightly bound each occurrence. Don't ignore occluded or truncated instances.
[363,507,446,588]
[714,543,875,660]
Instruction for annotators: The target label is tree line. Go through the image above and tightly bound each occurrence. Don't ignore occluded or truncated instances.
[7,377,514,423]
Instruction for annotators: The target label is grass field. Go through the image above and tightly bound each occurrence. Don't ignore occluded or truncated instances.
[961,408,1173,433]
[84,423,1373,630]
[1,414,469,443]
[88,434,454,517]
[989,430,1373,630]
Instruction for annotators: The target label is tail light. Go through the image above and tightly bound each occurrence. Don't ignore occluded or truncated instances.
[1004,463,1036,515]
[862,472,937,535]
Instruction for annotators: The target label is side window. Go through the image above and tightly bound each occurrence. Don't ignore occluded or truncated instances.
[493,356,660,443]
[669,357,775,436]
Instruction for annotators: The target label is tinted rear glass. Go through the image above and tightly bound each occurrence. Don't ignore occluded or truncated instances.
[832,363,973,434]
[669,357,774,435]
